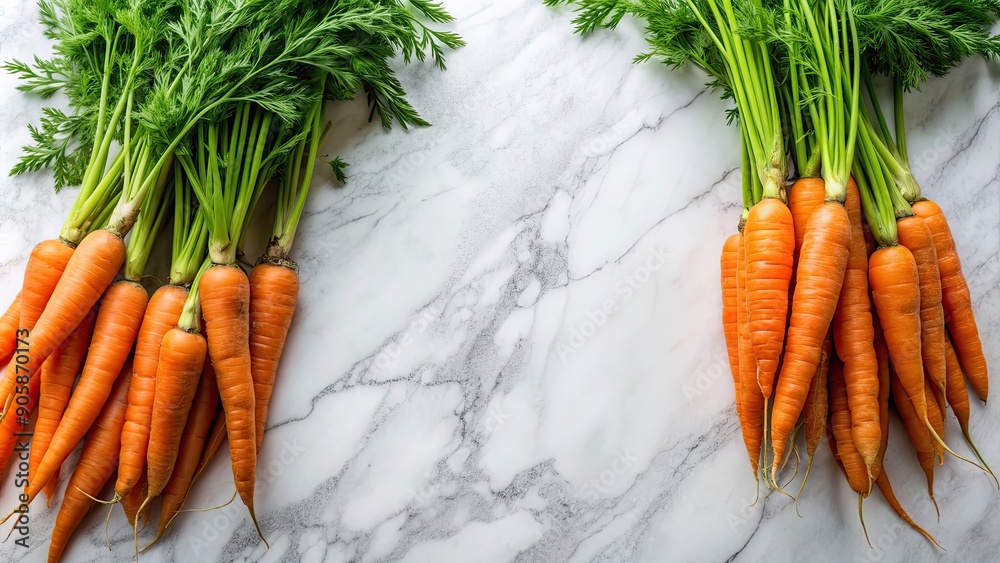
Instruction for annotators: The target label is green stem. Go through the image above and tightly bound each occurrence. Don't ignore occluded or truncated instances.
[177,259,211,332]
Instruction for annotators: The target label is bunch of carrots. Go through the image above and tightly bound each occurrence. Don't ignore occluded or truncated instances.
[0,0,460,560]
[551,0,999,547]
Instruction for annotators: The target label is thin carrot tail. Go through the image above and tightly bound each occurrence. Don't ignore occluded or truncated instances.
[961,427,1000,489]
[875,470,945,550]
[924,418,988,474]
[794,454,815,518]
[858,494,871,549]
[248,504,269,548]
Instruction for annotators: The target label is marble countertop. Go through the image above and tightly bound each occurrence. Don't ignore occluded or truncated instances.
[0,1,998,561]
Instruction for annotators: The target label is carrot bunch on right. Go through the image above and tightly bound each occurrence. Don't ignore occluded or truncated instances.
[550,0,999,548]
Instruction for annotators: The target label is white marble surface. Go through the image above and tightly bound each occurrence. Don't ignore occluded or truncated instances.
[0,1,999,561]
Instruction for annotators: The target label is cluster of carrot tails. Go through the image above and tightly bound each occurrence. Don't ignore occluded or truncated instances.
[551,0,999,549]
[0,0,461,561]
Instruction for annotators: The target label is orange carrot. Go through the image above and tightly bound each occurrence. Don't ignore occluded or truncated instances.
[869,245,926,424]
[897,214,947,413]
[200,264,261,533]
[28,280,146,503]
[871,312,891,480]
[912,199,988,402]
[744,198,795,398]
[0,230,125,418]
[150,360,220,546]
[194,410,227,485]
[121,471,150,529]
[736,232,763,476]
[0,355,39,474]
[146,326,207,499]
[770,202,851,476]
[249,261,299,451]
[47,357,131,563]
[829,354,871,495]
[31,309,96,506]
[832,179,880,474]
[0,295,21,367]
[891,367,937,512]
[925,378,946,465]
[787,177,826,257]
[798,334,831,496]
[0,239,75,411]
[116,284,187,499]
[721,234,741,419]
[945,337,997,483]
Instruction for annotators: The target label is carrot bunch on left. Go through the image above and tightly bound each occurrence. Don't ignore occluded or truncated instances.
[0,0,462,560]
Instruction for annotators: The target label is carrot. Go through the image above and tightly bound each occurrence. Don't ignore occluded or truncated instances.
[31,309,97,506]
[770,201,851,477]
[249,261,299,451]
[148,360,220,548]
[116,284,188,499]
[891,366,938,514]
[912,199,988,402]
[146,326,207,499]
[871,313,891,480]
[194,410,227,485]
[0,355,40,475]
[874,469,943,549]
[200,264,262,535]
[832,179,880,475]
[47,357,131,563]
[721,234,741,420]
[897,214,947,413]
[744,197,795,398]
[27,280,147,503]
[736,233,764,477]
[787,177,826,257]
[829,354,871,495]
[869,245,927,424]
[0,230,125,419]
[0,239,75,411]
[925,378,946,465]
[121,471,150,529]
[797,333,831,500]
[945,337,997,484]
[0,295,21,367]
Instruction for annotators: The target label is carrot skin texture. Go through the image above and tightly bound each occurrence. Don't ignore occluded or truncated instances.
[771,202,850,472]
[787,177,826,258]
[147,327,208,498]
[872,313,891,480]
[29,280,147,501]
[736,233,763,475]
[833,180,880,472]
[0,239,75,408]
[0,295,21,367]
[912,199,988,402]
[744,198,795,398]
[829,354,870,495]
[201,265,258,516]
[31,309,96,503]
[154,360,220,543]
[926,379,946,464]
[721,235,741,420]
[117,284,187,497]
[897,215,948,413]
[121,471,149,528]
[870,245,927,424]
[249,262,299,451]
[47,358,131,563]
